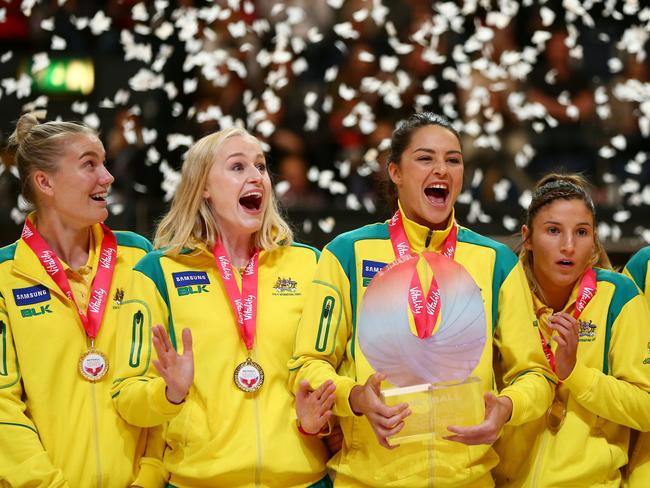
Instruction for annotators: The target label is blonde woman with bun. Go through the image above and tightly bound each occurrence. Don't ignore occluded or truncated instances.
[0,113,164,486]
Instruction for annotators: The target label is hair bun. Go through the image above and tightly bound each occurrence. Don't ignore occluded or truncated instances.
[8,112,44,148]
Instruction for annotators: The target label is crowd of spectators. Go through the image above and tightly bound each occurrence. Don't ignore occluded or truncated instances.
[0,0,648,252]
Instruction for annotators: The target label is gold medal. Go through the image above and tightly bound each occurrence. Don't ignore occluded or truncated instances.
[546,398,566,433]
[234,358,264,392]
[79,349,109,382]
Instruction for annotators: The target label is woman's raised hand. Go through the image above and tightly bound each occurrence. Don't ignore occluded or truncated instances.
[548,312,579,380]
[152,325,194,404]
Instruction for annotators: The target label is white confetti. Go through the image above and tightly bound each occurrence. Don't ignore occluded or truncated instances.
[599,146,616,158]
[129,69,164,91]
[625,161,642,175]
[307,27,323,43]
[292,58,308,75]
[146,146,160,165]
[621,179,641,194]
[275,180,290,197]
[318,170,334,188]
[318,217,336,233]
[160,160,181,201]
[228,20,247,38]
[379,56,399,72]
[41,17,55,31]
[83,113,100,129]
[142,128,157,145]
[71,101,88,114]
[167,133,194,151]
[155,22,174,40]
[31,52,50,73]
[257,120,275,138]
[50,35,67,50]
[358,51,375,63]
[333,22,359,40]
[611,135,627,151]
[89,11,112,35]
[338,84,356,101]
[519,190,532,209]
[503,216,518,232]
[346,193,362,210]
[613,210,631,223]
[324,66,338,82]
[608,57,623,73]
[493,179,511,202]
[485,11,510,29]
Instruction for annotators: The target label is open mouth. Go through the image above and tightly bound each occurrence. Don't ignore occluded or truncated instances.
[424,184,449,205]
[90,192,107,202]
[557,259,574,267]
[239,191,263,211]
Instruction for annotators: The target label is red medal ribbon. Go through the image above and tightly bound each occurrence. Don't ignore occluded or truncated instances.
[387,210,458,339]
[21,219,117,340]
[213,239,259,352]
[538,267,597,374]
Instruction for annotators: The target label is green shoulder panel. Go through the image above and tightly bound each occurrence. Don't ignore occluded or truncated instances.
[0,243,17,266]
[325,222,389,359]
[325,222,390,271]
[596,268,640,374]
[624,246,650,293]
[290,242,321,261]
[114,231,153,253]
[457,227,518,333]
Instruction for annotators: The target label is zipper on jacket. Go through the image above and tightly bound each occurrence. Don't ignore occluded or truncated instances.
[530,429,551,488]
[90,382,103,488]
[254,394,263,488]
[424,228,433,248]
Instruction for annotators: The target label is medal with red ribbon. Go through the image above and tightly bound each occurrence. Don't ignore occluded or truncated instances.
[21,219,117,382]
[387,210,458,339]
[213,239,264,393]
[540,266,597,433]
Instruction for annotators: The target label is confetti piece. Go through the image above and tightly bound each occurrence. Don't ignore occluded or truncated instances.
[318,217,336,233]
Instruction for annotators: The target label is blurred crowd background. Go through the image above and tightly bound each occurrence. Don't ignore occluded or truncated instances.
[0,0,648,265]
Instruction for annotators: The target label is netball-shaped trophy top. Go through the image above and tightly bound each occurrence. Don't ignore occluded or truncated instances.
[358,252,487,445]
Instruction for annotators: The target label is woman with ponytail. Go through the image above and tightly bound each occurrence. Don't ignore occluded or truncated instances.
[494,173,650,487]
[0,113,163,487]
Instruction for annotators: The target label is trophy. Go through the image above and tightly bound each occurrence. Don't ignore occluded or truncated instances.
[358,252,486,446]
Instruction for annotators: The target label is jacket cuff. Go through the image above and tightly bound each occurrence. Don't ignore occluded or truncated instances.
[562,361,595,398]
[333,377,361,417]
[131,457,167,488]
[151,377,184,418]
[499,389,527,426]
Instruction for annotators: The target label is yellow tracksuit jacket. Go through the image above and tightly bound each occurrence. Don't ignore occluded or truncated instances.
[0,223,165,487]
[288,208,555,487]
[623,247,650,488]
[111,244,331,488]
[493,267,650,487]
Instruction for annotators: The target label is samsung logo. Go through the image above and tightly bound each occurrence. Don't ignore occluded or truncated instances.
[362,260,387,279]
[172,271,210,288]
[13,285,51,306]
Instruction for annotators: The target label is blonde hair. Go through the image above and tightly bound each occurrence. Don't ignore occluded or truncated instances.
[7,112,97,208]
[519,173,612,303]
[154,127,293,254]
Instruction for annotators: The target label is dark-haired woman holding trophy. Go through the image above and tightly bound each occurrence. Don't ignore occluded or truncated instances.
[289,112,555,486]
